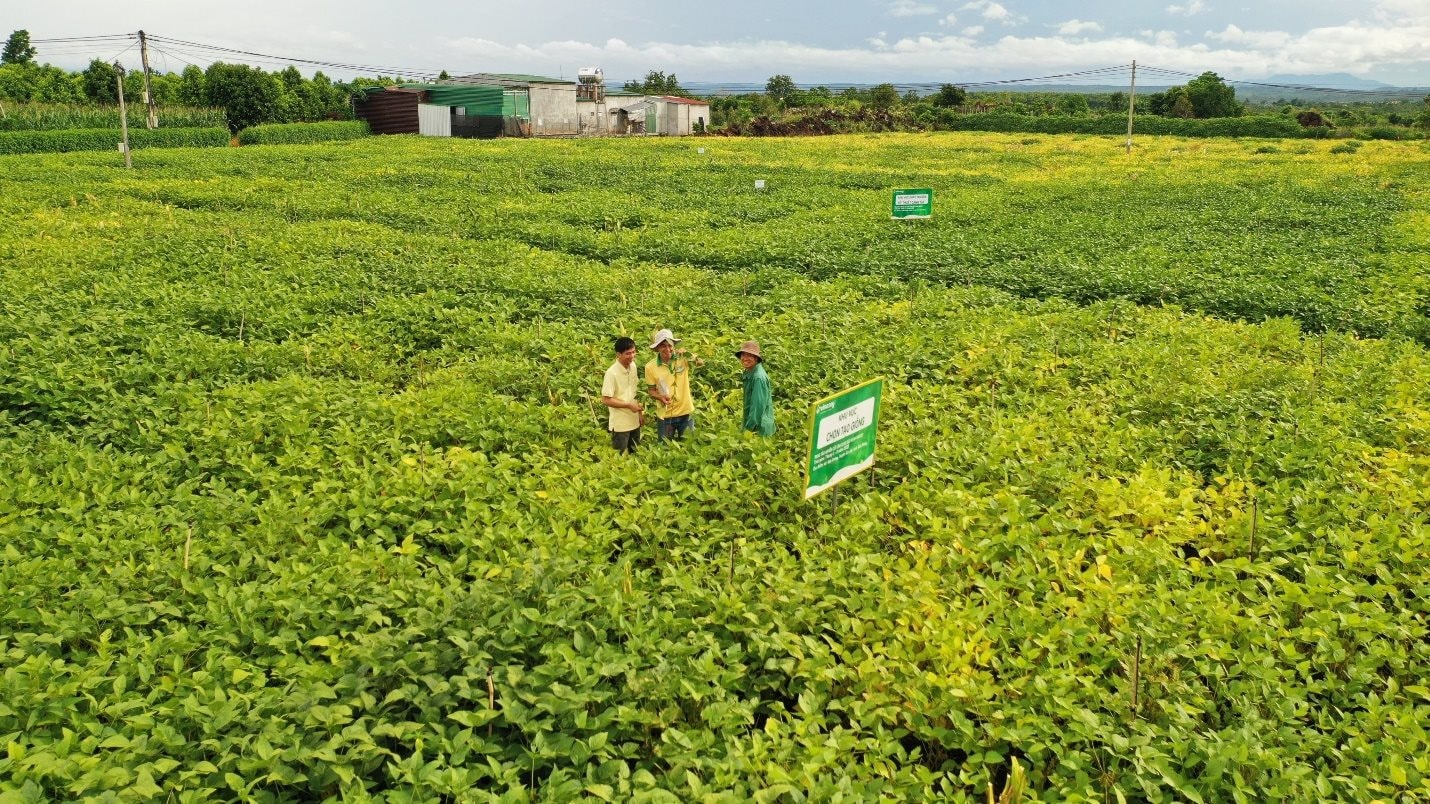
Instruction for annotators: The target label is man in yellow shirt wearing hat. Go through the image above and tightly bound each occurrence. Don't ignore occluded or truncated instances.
[645,328,701,440]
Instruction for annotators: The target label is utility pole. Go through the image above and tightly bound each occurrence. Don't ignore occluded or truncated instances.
[139,30,158,129]
[1125,60,1137,155]
[116,63,132,169]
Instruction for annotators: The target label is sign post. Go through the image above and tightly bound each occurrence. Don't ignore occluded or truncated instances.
[891,188,932,220]
[803,378,884,500]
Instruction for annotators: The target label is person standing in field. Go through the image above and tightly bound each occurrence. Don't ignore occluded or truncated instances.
[735,339,775,437]
[601,336,644,453]
[645,328,702,441]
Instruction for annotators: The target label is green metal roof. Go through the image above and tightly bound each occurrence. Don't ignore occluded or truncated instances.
[472,73,570,85]
[397,83,504,116]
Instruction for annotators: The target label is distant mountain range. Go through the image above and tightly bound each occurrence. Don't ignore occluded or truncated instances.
[1263,73,1390,89]
[682,75,1426,98]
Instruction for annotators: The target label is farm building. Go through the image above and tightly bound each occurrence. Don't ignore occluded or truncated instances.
[354,84,506,138]
[606,92,711,136]
[355,73,710,138]
[449,73,605,136]
[653,96,711,136]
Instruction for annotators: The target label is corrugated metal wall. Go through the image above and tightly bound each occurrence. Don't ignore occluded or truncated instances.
[355,90,420,135]
[417,104,452,137]
[502,90,531,120]
[423,85,504,116]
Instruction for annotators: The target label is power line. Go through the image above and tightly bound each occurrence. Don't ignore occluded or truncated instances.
[146,34,444,80]
[1139,65,1427,97]
[31,34,135,43]
[108,41,140,65]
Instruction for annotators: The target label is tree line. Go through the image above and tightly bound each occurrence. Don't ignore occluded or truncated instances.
[0,30,380,132]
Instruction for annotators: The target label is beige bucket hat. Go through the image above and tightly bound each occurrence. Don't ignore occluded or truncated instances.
[733,340,762,361]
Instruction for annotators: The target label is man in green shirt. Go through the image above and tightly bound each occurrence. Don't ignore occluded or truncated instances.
[735,340,775,437]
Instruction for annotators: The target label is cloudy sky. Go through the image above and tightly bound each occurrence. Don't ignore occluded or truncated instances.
[17,0,1430,86]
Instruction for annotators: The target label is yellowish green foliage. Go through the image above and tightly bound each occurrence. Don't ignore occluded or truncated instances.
[1,134,1427,801]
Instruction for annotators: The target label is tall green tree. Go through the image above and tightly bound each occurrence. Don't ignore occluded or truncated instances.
[204,62,279,133]
[80,59,120,103]
[1185,71,1241,118]
[1056,94,1090,115]
[765,74,795,105]
[178,65,206,106]
[933,83,966,108]
[868,83,899,112]
[2,30,37,66]
[621,70,689,97]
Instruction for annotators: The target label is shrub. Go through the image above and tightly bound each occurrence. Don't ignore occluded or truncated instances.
[1363,126,1407,141]
[932,112,1321,139]
[237,121,370,145]
[0,126,230,154]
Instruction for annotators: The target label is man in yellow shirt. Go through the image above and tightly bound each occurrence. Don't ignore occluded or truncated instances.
[601,336,644,453]
[644,328,701,440]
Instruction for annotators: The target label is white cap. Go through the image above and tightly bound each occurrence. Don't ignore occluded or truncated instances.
[650,328,681,349]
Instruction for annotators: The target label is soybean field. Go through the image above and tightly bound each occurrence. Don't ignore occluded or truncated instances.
[1,133,1428,801]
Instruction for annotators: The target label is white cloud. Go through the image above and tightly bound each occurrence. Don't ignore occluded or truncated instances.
[1205,24,1291,49]
[1166,0,1207,17]
[959,0,1026,26]
[888,0,938,17]
[939,13,959,27]
[435,5,1430,85]
[1057,20,1103,36]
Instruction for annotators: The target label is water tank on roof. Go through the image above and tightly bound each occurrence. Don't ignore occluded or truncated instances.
[578,67,604,84]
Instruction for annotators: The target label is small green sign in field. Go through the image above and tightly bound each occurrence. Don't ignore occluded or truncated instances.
[891,188,933,219]
[804,378,884,499]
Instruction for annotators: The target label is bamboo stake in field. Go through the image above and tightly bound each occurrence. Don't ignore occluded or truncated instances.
[486,668,496,737]
[1249,496,1259,558]
[1131,634,1142,713]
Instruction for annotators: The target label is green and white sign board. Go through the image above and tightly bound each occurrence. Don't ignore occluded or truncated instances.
[803,378,884,499]
[891,188,933,220]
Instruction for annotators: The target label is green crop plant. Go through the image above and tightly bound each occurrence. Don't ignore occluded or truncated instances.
[0,102,227,132]
[237,121,371,146]
[1,132,1427,801]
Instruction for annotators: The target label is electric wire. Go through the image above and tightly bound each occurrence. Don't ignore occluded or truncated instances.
[30,34,136,43]
[25,33,1430,102]
[146,35,444,80]
[1138,64,1427,97]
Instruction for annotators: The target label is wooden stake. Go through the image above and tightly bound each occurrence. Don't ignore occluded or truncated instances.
[1131,634,1142,713]
[1249,496,1259,559]
[487,668,496,737]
